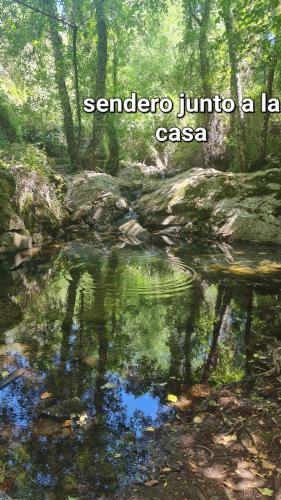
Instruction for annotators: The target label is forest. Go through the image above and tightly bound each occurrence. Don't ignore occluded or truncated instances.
[0,0,280,173]
[1,0,281,499]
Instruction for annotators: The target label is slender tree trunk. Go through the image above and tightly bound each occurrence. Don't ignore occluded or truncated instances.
[106,38,120,175]
[260,49,278,165]
[199,0,212,165]
[222,0,247,172]
[84,0,108,170]
[48,0,78,168]
[186,0,212,165]
[72,25,82,148]
[199,0,212,108]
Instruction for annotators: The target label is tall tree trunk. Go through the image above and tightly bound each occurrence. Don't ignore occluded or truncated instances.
[260,49,278,165]
[222,0,247,172]
[106,38,120,175]
[199,0,212,165]
[48,0,78,168]
[185,0,212,165]
[72,25,82,148]
[199,0,212,108]
[84,0,108,170]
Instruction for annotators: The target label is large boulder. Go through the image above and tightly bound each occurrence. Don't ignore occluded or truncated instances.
[135,167,281,245]
[65,171,128,229]
[0,163,64,252]
[13,166,64,237]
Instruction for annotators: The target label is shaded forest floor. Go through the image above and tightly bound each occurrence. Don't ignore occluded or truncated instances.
[118,348,281,500]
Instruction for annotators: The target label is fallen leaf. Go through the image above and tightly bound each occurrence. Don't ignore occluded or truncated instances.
[62,420,72,428]
[257,488,273,497]
[193,416,204,424]
[40,391,52,400]
[216,433,237,445]
[189,460,198,472]
[145,426,155,432]
[144,480,159,487]
[162,467,172,473]
[1,371,9,378]
[167,394,177,403]
[223,481,235,491]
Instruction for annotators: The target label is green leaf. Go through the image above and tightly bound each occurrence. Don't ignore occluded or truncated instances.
[257,488,274,497]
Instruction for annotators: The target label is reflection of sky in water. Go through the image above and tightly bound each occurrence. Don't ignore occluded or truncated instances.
[122,391,166,436]
[2,242,279,496]
[0,368,172,437]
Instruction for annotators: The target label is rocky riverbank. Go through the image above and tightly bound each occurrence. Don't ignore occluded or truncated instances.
[2,160,281,253]
[0,163,64,253]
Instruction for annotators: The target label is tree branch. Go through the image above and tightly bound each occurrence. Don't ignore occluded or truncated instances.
[12,0,77,29]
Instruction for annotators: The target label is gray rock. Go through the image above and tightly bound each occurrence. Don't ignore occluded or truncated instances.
[135,167,281,245]
[0,230,32,252]
[119,219,150,240]
[66,171,128,229]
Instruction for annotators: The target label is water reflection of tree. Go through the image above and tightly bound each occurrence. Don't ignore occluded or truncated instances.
[244,287,253,376]
[201,284,232,382]
[168,280,204,390]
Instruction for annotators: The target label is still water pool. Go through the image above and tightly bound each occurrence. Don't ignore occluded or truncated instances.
[0,239,281,498]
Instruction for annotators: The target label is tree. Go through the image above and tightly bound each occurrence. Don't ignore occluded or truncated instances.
[47,0,79,167]
[220,0,247,172]
[83,0,108,170]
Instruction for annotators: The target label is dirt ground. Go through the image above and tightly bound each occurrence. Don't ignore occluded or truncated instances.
[117,355,281,499]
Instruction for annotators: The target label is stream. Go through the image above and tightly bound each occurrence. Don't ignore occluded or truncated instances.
[0,238,281,498]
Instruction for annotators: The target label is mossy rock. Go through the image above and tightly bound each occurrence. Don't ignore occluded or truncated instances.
[135,167,281,245]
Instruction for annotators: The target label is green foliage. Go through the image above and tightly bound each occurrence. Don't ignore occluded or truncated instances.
[0,0,281,169]
[0,143,51,176]
[0,91,21,145]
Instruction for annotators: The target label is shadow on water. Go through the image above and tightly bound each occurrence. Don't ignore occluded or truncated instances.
[0,240,281,497]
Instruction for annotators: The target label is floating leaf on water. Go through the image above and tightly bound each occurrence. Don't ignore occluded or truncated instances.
[113,453,122,458]
[62,420,72,428]
[167,394,177,403]
[1,371,9,378]
[101,382,117,390]
[40,391,52,400]
[144,479,159,487]
[145,426,155,432]
[257,488,273,497]
[78,413,87,423]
